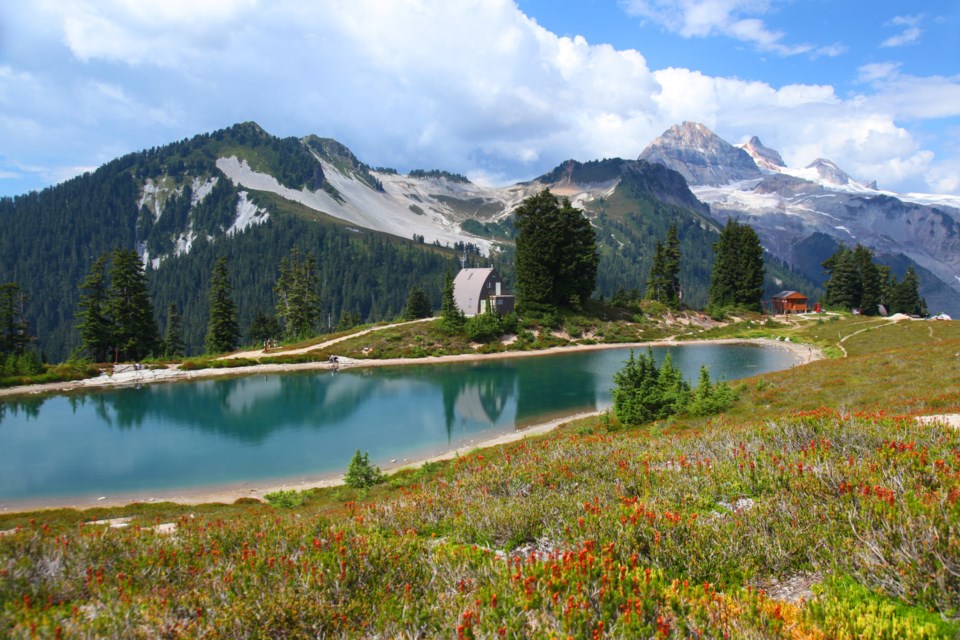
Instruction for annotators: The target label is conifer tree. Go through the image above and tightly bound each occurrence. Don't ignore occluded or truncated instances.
[0,282,32,357]
[514,189,598,311]
[439,271,465,332]
[663,224,682,308]
[247,310,281,345]
[708,219,764,311]
[889,266,927,316]
[76,254,112,362]
[105,249,160,362]
[403,286,432,320]
[205,257,239,354]
[275,247,320,339]
[164,302,184,358]
[645,240,668,304]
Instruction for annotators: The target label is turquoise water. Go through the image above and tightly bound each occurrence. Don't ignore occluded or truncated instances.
[0,345,796,502]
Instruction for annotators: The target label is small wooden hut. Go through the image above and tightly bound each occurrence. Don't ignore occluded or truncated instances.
[772,291,809,314]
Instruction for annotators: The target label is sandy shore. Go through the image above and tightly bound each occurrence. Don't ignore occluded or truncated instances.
[0,337,821,513]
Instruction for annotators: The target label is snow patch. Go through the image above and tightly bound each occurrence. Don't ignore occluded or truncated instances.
[834,226,855,238]
[227,191,269,236]
[217,156,497,253]
[191,176,218,204]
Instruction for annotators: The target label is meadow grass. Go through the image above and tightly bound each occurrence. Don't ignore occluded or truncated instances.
[2,317,959,638]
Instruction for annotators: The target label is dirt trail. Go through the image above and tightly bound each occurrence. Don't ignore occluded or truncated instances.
[219,317,435,360]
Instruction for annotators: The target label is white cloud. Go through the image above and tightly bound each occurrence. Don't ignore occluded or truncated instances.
[881,14,923,48]
[0,0,957,197]
[620,0,829,56]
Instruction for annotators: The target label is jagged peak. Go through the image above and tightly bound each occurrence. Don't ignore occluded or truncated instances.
[639,122,761,186]
[741,135,786,169]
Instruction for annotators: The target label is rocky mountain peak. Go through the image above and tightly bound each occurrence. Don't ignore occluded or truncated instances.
[638,122,762,186]
[805,158,862,188]
[741,135,786,169]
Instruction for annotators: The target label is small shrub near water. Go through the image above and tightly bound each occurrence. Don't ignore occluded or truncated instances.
[344,449,385,489]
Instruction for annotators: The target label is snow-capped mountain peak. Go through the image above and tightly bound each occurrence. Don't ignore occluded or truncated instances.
[740,136,785,170]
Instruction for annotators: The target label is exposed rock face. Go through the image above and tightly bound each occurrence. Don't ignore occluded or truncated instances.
[805,158,860,188]
[638,122,763,186]
[637,122,960,316]
[741,136,785,169]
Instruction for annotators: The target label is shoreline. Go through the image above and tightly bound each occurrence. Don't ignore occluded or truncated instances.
[0,338,821,514]
[0,337,821,399]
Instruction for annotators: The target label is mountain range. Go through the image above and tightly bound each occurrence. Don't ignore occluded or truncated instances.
[1,120,955,360]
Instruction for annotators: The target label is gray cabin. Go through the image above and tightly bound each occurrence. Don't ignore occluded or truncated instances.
[453,268,515,317]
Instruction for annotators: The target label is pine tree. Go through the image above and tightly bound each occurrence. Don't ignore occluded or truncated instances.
[854,245,882,315]
[247,310,281,345]
[612,349,663,426]
[403,286,432,320]
[514,189,598,311]
[0,282,32,357]
[205,256,240,354]
[164,302,184,358]
[105,248,161,362]
[822,245,860,310]
[708,219,764,311]
[663,225,682,308]
[275,247,320,339]
[439,271,465,332]
[645,240,668,304]
[889,266,926,316]
[76,254,113,362]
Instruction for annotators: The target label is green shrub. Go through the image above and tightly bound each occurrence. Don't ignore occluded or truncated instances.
[464,313,503,343]
[263,489,304,508]
[344,450,385,489]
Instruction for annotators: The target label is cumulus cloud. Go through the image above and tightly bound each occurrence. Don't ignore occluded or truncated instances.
[881,14,923,48]
[0,0,956,196]
[619,0,841,57]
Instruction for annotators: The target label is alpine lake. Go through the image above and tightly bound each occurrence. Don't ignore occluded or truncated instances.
[0,344,800,507]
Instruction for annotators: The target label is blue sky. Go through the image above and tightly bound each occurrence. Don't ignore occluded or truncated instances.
[1,0,959,197]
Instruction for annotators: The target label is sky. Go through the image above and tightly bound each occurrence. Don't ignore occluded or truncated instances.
[1,0,959,198]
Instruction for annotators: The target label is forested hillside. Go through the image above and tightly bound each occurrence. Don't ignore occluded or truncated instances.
[0,122,821,361]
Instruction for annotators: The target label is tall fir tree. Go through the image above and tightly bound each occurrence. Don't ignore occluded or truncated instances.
[822,244,890,315]
[105,248,161,362]
[76,254,113,362]
[663,224,682,308]
[439,271,465,332]
[708,219,764,311]
[0,282,32,357]
[645,225,683,309]
[275,247,320,339]
[204,256,240,354]
[164,302,184,358]
[645,240,668,304]
[514,189,598,311]
[889,266,927,316]
[403,286,432,320]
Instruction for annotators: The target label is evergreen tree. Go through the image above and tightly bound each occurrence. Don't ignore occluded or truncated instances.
[854,245,883,315]
[645,225,682,309]
[163,302,184,358]
[247,311,281,345]
[644,240,668,304]
[403,286,432,320]
[76,254,112,362]
[439,270,465,332]
[514,189,598,311]
[663,224,682,308]
[708,219,764,311]
[889,266,927,316]
[105,248,161,362]
[0,282,32,357]
[275,247,320,339]
[822,246,860,311]
[822,244,890,315]
[205,256,240,354]
[612,349,663,426]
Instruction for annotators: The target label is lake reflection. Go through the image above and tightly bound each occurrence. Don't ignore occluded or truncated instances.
[0,344,796,501]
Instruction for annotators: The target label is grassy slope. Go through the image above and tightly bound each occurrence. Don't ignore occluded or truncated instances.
[2,316,959,638]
